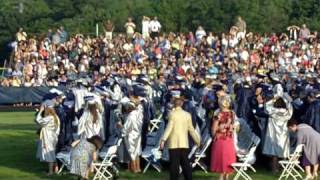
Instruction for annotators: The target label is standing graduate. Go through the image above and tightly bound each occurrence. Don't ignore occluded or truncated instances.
[77,97,103,139]
[302,90,320,133]
[263,84,293,172]
[121,100,144,173]
[36,102,60,175]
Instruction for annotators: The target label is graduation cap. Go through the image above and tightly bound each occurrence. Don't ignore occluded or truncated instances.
[212,84,224,92]
[289,72,298,79]
[84,96,95,104]
[43,92,60,101]
[63,100,74,108]
[171,90,183,99]
[94,86,109,97]
[137,74,151,84]
[76,78,89,87]
[42,100,55,108]
[49,88,65,99]
[132,84,147,97]
[270,72,280,82]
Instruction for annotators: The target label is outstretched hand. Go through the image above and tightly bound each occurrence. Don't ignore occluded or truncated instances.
[160,140,165,150]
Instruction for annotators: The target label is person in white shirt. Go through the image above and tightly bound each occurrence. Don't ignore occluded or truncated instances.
[149,16,161,39]
[195,26,206,42]
[142,16,150,39]
[124,17,136,39]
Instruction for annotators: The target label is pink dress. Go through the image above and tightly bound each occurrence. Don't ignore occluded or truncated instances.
[210,111,236,173]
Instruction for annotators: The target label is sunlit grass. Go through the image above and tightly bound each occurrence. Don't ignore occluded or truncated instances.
[0,111,279,179]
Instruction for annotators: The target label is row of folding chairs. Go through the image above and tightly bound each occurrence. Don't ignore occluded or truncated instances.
[93,138,123,180]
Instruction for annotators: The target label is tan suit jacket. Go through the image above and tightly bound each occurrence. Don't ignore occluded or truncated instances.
[162,107,201,149]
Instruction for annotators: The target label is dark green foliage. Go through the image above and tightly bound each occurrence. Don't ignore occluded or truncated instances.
[0,0,319,59]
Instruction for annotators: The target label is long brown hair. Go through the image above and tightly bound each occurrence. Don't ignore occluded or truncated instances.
[88,103,98,123]
[44,107,60,128]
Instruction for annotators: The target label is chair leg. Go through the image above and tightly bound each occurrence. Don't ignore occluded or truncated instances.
[57,164,65,174]
[143,162,151,173]
[233,167,241,180]
[198,161,208,173]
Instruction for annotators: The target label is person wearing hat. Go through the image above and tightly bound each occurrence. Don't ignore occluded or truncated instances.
[160,92,200,180]
[35,103,60,175]
[121,100,144,173]
[51,89,73,153]
[263,85,293,173]
[77,97,102,140]
[302,90,320,133]
[234,78,255,128]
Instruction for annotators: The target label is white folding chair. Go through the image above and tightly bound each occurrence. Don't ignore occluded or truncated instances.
[190,134,212,173]
[148,114,163,133]
[278,144,304,180]
[142,147,162,173]
[93,139,122,180]
[232,136,260,180]
[142,121,165,173]
[56,151,71,174]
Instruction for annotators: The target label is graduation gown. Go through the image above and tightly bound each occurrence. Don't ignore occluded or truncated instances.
[235,87,255,127]
[122,105,144,160]
[302,97,320,133]
[56,105,72,152]
[77,110,102,139]
[36,113,60,162]
[263,98,292,158]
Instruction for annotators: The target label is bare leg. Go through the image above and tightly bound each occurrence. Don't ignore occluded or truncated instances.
[136,158,141,173]
[54,163,59,173]
[305,165,313,178]
[219,173,224,180]
[314,164,319,177]
[225,173,230,180]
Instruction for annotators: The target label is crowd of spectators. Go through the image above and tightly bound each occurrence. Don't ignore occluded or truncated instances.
[2,16,319,89]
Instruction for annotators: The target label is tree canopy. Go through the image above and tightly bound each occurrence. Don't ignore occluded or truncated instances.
[0,0,319,60]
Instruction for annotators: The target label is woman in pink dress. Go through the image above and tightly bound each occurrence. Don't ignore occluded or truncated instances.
[210,95,236,180]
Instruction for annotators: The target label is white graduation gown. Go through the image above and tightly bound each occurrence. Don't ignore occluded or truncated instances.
[122,105,144,160]
[77,110,102,139]
[263,98,292,158]
[36,113,60,162]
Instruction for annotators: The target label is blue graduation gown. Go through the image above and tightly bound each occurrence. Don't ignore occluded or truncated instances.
[302,98,320,133]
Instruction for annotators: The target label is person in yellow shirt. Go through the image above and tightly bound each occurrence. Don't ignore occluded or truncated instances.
[160,91,200,180]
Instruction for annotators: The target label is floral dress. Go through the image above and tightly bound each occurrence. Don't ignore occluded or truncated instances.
[70,139,96,178]
[210,110,237,173]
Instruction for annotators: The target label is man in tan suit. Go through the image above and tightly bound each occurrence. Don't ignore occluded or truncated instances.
[160,92,200,180]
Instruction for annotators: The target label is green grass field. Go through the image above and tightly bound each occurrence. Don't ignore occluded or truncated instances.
[0,111,280,180]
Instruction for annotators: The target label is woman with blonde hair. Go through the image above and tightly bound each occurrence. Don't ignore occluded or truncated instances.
[78,98,103,139]
[210,95,237,180]
[36,103,60,175]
